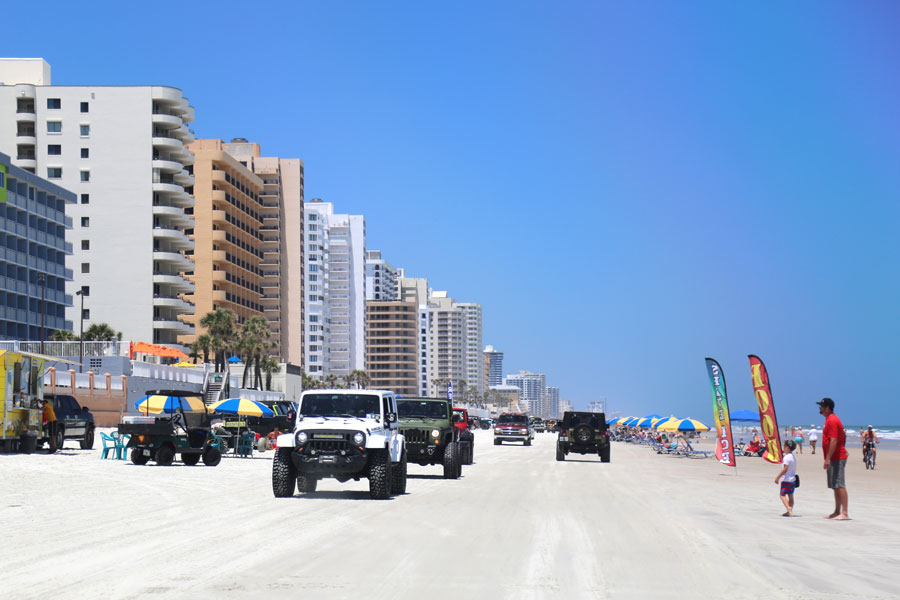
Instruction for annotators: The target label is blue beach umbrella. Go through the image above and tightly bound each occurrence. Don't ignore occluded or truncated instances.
[624,417,642,427]
[730,409,759,422]
[606,417,620,425]
[227,355,242,363]
[636,414,664,428]
[208,398,274,418]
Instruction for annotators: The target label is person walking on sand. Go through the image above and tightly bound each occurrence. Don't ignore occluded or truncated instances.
[817,398,849,520]
[808,425,818,454]
[775,439,798,517]
[794,426,804,454]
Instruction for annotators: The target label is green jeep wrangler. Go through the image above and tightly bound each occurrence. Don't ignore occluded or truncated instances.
[556,411,611,463]
[397,397,462,479]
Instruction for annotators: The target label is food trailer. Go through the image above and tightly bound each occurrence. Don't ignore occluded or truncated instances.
[0,350,45,453]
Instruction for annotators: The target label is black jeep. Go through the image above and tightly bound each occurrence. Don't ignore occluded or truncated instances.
[556,411,610,462]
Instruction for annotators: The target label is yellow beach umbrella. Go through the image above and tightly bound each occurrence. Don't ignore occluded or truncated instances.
[135,394,205,414]
[654,416,679,430]
[615,416,635,426]
[659,418,710,432]
[208,398,274,418]
[173,361,196,367]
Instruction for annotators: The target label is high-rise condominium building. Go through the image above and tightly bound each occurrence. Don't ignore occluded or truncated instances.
[458,303,483,395]
[304,200,365,380]
[0,59,196,348]
[505,370,547,417]
[365,300,418,395]
[222,139,304,365]
[365,250,398,301]
[427,291,465,397]
[0,152,74,339]
[484,344,504,387]
[398,274,431,396]
[546,386,560,419]
[181,140,265,345]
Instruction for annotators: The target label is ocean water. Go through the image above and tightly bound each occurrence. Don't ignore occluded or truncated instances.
[730,425,900,450]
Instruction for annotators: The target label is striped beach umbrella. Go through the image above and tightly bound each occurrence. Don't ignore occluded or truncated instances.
[606,417,620,425]
[208,398,274,418]
[653,416,679,430]
[636,414,664,428]
[658,418,710,432]
[615,416,635,426]
[135,394,205,415]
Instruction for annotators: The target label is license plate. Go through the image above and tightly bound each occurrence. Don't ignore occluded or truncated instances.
[560,436,568,441]
[318,455,336,463]
[143,449,151,456]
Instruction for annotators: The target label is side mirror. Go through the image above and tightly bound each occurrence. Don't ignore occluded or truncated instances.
[452,414,461,423]
[82,406,90,412]
[387,412,397,423]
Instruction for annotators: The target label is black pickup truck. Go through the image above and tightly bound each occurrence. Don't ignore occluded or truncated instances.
[39,394,95,450]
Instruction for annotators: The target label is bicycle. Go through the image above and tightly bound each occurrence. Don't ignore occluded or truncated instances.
[864,443,876,470]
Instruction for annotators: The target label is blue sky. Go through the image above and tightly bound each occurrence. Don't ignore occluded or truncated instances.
[10,1,900,424]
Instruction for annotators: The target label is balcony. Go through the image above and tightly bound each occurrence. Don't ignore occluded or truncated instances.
[152,227,193,251]
[212,270,226,282]
[152,296,195,313]
[151,112,181,128]
[153,273,195,292]
[153,205,193,228]
[152,182,185,197]
[173,170,194,186]
[15,111,36,122]
[153,250,194,271]
[15,133,36,146]
[14,157,37,171]
[152,158,183,174]
[152,136,182,150]
[211,209,227,224]
[153,318,194,334]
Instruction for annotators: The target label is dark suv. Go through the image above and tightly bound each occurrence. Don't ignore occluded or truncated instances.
[556,411,610,462]
[39,394,95,450]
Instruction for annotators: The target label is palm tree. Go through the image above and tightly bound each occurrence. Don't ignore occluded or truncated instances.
[189,334,211,364]
[52,330,79,341]
[261,356,280,391]
[199,309,236,372]
[324,373,339,389]
[350,369,371,390]
[342,373,354,388]
[301,372,319,390]
[82,323,122,341]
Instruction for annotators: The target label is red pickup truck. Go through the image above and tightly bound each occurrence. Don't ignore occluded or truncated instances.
[493,412,534,446]
[452,407,475,465]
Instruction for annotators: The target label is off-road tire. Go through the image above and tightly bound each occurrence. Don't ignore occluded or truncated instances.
[131,449,149,465]
[182,453,200,466]
[369,450,393,499]
[156,445,175,466]
[80,427,95,450]
[272,448,296,497]
[297,473,318,494]
[443,441,461,479]
[556,443,565,461]
[465,441,474,465]
[202,447,222,466]
[600,444,611,463]
[494,438,501,446]
[391,449,408,495]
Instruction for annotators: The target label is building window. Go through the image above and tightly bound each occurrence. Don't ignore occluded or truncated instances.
[80,170,90,182]
[80,102,89,113]
[80,124,90,136]
[81,240,90,250]
[308,234,318,241]
[310,315,318,322]
[47,144,62,155]
[47,98,61,109]
[81,148,89,159]
[81,263,90,273]
[309,264,318,272]
[47,122,62,133]
[308,224,317,231]
[80,194,89,204]
[308,214,316,221]
[47,167,62,179]
[81,217,89,227]
[309,274,317,282]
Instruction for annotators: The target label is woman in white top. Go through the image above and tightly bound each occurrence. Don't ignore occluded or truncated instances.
[807,424,818,454]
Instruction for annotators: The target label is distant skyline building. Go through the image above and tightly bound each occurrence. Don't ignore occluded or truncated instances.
[304,199,365,379]
[484,344,504,387]
[0,58,196,348]
[546,386,560,419]
[0,152,75,339]
[458,302,483,395]
[222,139,305,366]
[365,250,398,301]
[505,370,547,417]
[426,291,465,397]
[398,273,431,396]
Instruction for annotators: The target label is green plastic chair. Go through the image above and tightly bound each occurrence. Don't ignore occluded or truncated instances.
[100,432,118,460]
[236,431,254,458]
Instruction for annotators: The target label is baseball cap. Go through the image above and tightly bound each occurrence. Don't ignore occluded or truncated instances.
[868,425,873,430]
[816,398,834,410]
[784,439,796,451]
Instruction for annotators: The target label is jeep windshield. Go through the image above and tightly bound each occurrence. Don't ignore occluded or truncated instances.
[498,415,528,425]
[398,400,447,419]
[300,394,381,419]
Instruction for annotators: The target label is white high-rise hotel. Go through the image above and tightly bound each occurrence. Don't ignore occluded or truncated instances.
[506,370,547,417]
[303,199,365,380]
[458,303,483,395]
[0,59,195,347]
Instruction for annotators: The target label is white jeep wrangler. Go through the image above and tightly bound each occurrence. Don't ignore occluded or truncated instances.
[272,389,407,499]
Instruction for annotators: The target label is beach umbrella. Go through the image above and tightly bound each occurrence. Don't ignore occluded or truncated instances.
[730,409,759,422]
[615,416,635,426]
[135,394,205,415]
[173,361,195,367]
[227,355,242,363]
[653,416,680,430]
[606,417,619,425]
[636,414,664,428]
[659,418,710,432]
[208,398,274,418]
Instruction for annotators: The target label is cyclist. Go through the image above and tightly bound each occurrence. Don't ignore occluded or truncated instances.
[862,425,879,465]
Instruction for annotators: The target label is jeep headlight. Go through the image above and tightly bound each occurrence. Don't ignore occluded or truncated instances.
[431,429,440,438]
[297,431,308,444]
[353,432,365,445]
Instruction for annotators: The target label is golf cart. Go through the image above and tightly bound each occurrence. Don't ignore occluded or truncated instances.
[118,390,222,466]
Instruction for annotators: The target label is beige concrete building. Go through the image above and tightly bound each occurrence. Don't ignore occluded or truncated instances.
[365,300,418,396]
[223,140,304,366]
[180,139,265,341]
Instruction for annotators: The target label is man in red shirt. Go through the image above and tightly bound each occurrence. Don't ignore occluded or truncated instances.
[817,397,849,520]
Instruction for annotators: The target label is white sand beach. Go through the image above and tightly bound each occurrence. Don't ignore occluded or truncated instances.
[1,429,898,600]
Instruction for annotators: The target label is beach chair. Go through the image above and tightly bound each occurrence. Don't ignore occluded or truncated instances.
[236,431,254,458]
[209,431,228,455]
[680,441,713,458]
[100,432,118,460]
[114,432,130,460]
[657,442,681,454]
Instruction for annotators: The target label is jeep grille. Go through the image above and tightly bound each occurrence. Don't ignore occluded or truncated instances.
[404,429,431,444]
